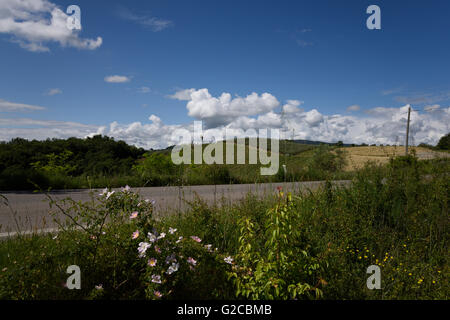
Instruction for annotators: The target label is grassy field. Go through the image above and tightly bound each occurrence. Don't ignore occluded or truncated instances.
[0,154,448,300]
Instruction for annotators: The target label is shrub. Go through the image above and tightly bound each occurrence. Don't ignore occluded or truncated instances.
[130,200,234,299]
[229,190,324,299]
[133,152,178,185]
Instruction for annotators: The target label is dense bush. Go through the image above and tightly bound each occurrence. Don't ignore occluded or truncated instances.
[307,145,346,173]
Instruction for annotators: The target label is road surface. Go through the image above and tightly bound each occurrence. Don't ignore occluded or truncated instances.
[0,180,350,235]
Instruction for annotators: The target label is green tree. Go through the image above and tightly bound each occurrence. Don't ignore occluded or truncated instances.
[31,150,76,175]
[436,133,450,150]
[134,152,177,184]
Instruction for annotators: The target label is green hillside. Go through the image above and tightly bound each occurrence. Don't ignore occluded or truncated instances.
[0,136,351,190]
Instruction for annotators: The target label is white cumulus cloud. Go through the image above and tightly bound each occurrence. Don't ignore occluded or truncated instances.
[168,88,196,101]
[0,0,102,52]
[282,100,303,114]
[171,88,280,128]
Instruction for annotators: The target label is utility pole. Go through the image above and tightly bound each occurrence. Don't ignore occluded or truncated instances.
[284,112,288,183]
[405,105,411,155]
[178,163,182,218]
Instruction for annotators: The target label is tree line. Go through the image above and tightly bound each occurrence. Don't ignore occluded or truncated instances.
[0,135,145,190]
[0,133,448,191]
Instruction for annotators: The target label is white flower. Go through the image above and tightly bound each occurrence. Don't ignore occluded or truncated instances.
[138,242,151,258]
[158,232,166,240]
[122,185,131,193]
[224,256,233,265]
[95,284,103,290]
[106,191,115,200]
[166,262,179,275]
[169,227,177,234]
[176,236,183,244]
[151,274,162,284]
[148,232,157,243]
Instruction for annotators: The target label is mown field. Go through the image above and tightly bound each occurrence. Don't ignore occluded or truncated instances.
[0,155,448,300]
[342,146,450,171]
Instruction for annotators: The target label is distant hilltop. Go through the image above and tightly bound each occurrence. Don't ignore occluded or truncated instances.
[292,139,352,147]
[159,139,359,152]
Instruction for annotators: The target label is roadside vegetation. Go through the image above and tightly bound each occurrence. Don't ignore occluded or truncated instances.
[1,133,448,191]
[0,154,448,299]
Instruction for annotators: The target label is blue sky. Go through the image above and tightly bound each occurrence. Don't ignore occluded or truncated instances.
[0,0,449,148]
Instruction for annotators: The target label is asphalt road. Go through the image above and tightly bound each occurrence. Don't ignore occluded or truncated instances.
[0,180,350,235]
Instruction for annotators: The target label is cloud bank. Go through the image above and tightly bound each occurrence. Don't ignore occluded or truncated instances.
[1,89,449,150]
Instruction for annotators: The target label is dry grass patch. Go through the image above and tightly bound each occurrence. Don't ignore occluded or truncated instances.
[342,146,450,171]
